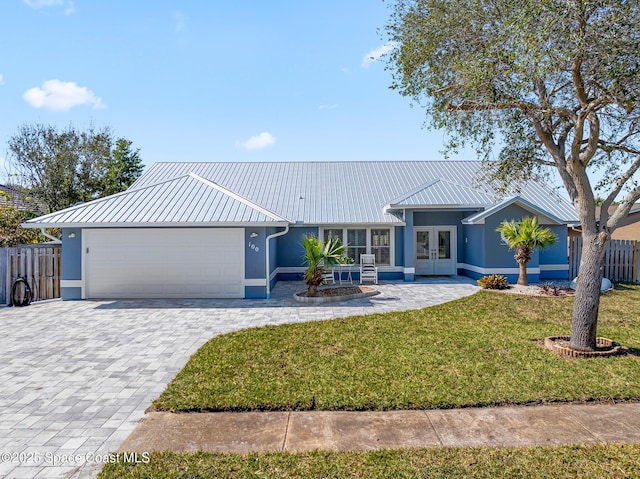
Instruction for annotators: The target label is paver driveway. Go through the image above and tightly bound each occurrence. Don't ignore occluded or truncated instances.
[0,277,478,479]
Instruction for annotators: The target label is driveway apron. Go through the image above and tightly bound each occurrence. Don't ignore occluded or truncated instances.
[0,277,478,478]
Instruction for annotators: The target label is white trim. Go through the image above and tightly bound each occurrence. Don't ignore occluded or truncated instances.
[319,226,395,267]
[60,280,83,288]
[276,266,307,274]
[458,263,541,275]
[24,221,289,229]
[539,264,570,271]
[245,278,267,287]
[81,231,86,299]
[403,267,415,274]
[271,265,404,276]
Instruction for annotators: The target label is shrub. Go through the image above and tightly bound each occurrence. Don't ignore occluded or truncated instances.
[477,274,509,290]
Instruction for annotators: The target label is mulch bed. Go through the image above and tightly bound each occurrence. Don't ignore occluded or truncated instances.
[297,286,376,298]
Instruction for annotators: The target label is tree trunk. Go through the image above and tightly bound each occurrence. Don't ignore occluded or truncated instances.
[517,261,528,286]
[308,283,318,297]
[570,233,607,351]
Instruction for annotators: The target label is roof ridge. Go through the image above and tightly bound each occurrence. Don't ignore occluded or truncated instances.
[387,179,440,206]
[188,173,291,223]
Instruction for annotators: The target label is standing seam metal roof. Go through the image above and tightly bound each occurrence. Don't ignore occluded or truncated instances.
[25,173,289,226]
[27,161,579,227]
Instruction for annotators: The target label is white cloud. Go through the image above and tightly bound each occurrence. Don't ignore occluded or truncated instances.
[0,74,4,85]
[23,0,75,14]
[23,80,105,111]
[236,132,276,151]
[319,104,338,110]
[361,42,397,68]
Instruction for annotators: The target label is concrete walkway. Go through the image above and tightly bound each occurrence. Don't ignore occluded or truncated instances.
[119,402,640,454]
[0,277,478,479]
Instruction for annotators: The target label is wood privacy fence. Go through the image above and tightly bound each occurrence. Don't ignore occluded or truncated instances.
[569,237,640,283]
[0,244,61,305]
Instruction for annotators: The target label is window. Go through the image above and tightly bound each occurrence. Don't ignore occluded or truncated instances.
[347,229,367,263]
[323,228,343,243]
[321,227,392,266]
[371,229,390,265]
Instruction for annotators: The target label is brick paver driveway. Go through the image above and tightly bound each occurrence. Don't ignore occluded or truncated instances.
[0,277,478,478]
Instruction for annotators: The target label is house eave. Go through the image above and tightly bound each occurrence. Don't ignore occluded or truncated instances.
[22,221,291,229]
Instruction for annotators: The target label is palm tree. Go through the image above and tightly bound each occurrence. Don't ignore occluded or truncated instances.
[496,216,557,286]
[302,234,347,296]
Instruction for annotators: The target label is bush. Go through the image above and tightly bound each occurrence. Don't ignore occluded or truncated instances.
[477,274,509,290]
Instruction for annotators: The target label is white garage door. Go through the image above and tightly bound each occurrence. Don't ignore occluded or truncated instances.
[85,228,245,299]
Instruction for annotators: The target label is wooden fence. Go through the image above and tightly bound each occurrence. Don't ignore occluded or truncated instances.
[0,244,61,305]
[569,237,639,283]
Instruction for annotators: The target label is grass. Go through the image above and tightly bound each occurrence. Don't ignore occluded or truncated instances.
[153,285,640,412]
[98,444,640,478]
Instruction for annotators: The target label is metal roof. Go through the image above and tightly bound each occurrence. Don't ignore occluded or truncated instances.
[387,178,496,208]
[25,173,289,228]
[26,161,579,227]
[462,196,566,225]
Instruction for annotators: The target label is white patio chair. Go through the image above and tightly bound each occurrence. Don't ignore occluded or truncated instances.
[321,265,335,285]
[359,254,378,284]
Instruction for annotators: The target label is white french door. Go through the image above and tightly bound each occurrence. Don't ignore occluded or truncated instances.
[415,226,456,275]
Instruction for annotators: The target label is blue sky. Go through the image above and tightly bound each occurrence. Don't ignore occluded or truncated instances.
[0,0,472,174]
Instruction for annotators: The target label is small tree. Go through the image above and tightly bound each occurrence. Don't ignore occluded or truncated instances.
[101,138,144,197]
[496,216,557,286]
[302,235,347,296]
[0,206,45,247]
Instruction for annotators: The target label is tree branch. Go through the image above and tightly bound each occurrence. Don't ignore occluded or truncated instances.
[601,155,640,219]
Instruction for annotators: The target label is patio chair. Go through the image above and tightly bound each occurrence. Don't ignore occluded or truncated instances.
[321,265,335,285]
[359,254,378,284]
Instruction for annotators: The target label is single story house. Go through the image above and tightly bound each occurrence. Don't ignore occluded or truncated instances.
[24,161,579,300]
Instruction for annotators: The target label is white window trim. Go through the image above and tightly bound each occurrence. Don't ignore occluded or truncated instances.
[320,226,395,267]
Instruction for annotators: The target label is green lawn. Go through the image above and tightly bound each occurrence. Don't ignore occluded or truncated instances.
[98,444,640,478]
[153,285,640,412]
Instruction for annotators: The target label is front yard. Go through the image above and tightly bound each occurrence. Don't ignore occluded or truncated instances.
[153,285,640,412]
[100,285,640,478]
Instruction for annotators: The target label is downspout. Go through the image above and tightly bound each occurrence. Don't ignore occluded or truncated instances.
[40,228,62,244]
[265,224,290,299]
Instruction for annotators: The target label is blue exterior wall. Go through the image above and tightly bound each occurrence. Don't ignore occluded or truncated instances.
[464,205,569,284]
[539,225,569,280]
[403,211,414,281]
[462,224,485,277]
[245,227,267,298]
[61,228,82,280]
[267,227,279,290]
[276,226,318,281]
[245,227,266,279]
[484,204,539,282]
[61,228,82,300]
[394,226,404,267]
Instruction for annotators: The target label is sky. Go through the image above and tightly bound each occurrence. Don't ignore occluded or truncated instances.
[0,0,477,177]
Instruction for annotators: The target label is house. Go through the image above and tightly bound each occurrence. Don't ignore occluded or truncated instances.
[24,161,579,300]
[0,184,46,214]
[569,203,640,241]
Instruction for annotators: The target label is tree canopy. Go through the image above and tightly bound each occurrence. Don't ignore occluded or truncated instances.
[385,0,640,351]
[7,123,144,213]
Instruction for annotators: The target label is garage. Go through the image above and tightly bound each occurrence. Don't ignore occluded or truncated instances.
[84,228,245,299]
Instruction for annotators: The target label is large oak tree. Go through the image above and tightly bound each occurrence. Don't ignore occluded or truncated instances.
[385,0,640,351]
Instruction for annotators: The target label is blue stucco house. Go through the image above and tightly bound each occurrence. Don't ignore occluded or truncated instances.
[24,161,579,300]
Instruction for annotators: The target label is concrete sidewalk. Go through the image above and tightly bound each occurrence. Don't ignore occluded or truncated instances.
[118,402,640,454]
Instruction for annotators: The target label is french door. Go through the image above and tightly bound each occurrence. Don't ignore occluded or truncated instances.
[415,226,456,275]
